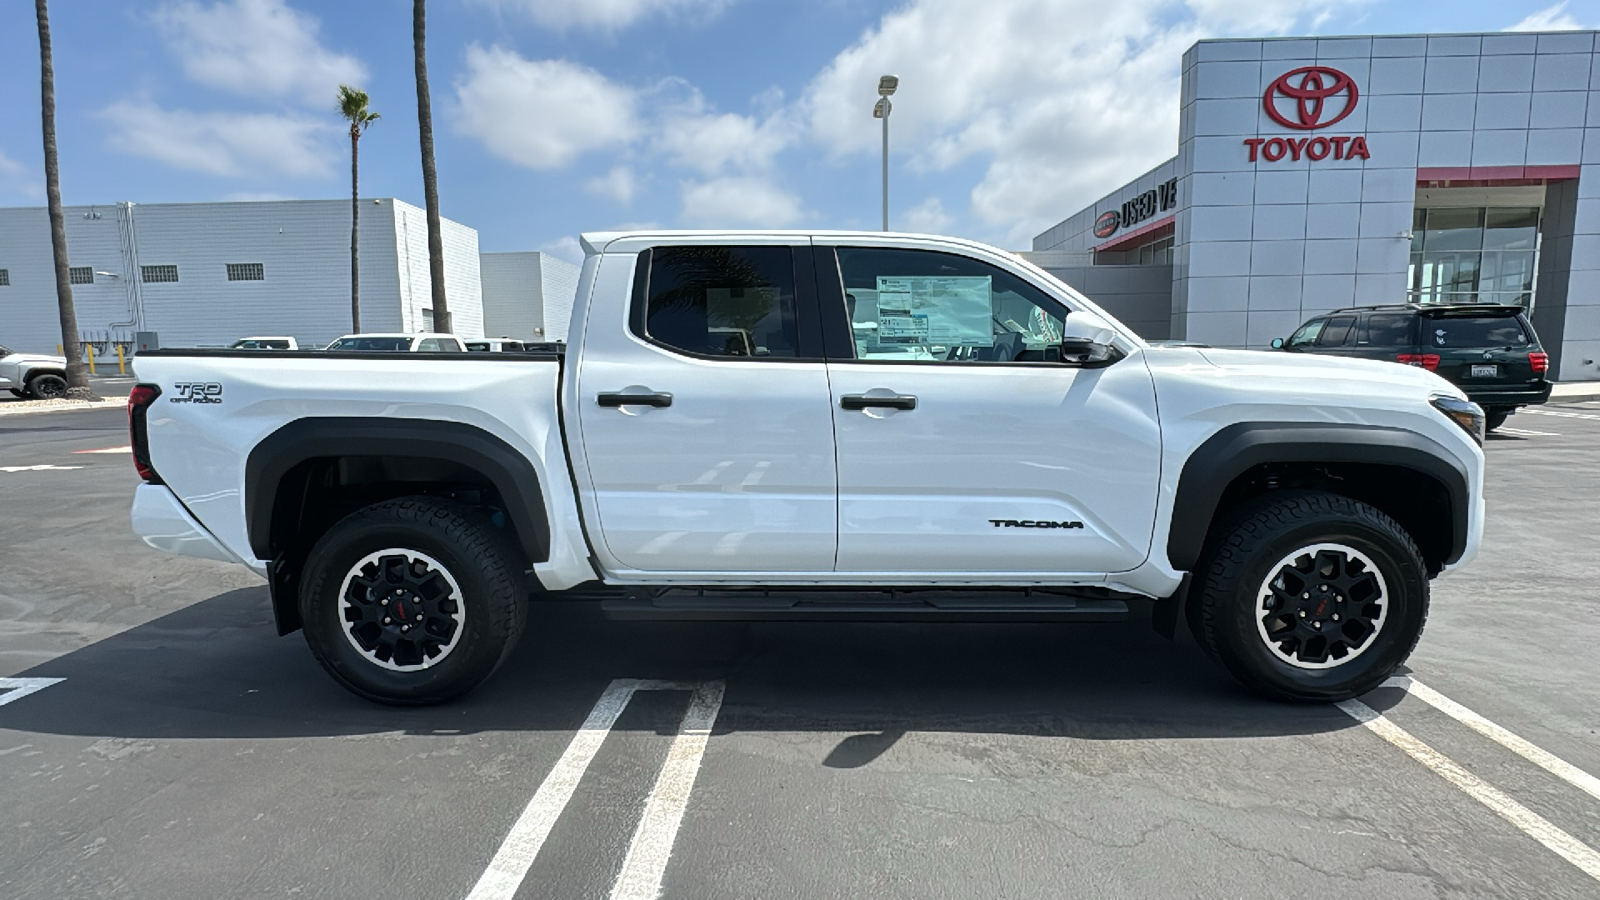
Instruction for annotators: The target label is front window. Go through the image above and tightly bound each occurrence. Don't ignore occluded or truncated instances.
[833,247,1065,363]
[327,337,413,351]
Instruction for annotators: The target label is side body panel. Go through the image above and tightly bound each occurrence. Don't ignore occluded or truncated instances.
[130,353,596,590]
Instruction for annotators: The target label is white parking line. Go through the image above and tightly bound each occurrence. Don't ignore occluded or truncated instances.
[0,677,65,707]
[0,465,83,473]
[1495,427,1560,437]
[1338,698,1600,884]
[611,681,725,900]
[1385,676,1600,804]
[1525,408,1600,421]
[465,678,724,900]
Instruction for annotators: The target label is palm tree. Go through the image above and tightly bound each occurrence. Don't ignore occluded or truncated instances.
[35,0,92,398]
[338,85,379,332]
[412,0,450,332]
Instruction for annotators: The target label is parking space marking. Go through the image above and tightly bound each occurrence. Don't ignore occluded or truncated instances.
[0,465,84,473]
[611,681,725,900]
[73,445,132,454]
[1524,408,1600,422]
[0,677,65,707]
[1385,676,1600,804]
[465,678,723,900]
[1496,427,1560,437]
[1338,698,1600,884]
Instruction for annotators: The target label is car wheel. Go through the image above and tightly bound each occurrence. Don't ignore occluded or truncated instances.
[1485,410,1510,432]
[1194,491,1428,702]
[25,373,68,400]
[299,497,528,705]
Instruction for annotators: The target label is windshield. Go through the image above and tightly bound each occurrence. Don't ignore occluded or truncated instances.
[326,337,413,352]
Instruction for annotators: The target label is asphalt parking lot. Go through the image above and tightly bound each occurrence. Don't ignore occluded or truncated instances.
[3,403,1600,899]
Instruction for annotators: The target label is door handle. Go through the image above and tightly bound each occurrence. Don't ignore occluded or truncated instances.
[840,393,917,411]
[597,391,673,408]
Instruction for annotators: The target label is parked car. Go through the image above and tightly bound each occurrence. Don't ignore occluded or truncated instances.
[1272,304,1550,431]
[0,344,69,399]
[229,336,299,350]
[129,230,1485,706]
[324,333,465,352]
[464,338,530,352]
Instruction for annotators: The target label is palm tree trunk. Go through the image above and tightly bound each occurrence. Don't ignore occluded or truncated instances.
[350,125,361,332]
[413,0,450,333]
[35,0,92,398]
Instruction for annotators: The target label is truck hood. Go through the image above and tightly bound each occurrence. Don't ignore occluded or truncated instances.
[1191,347,1465,399]
[3,352,67,367]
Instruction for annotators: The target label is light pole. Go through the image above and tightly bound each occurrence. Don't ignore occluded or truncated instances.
[874,74,898,231]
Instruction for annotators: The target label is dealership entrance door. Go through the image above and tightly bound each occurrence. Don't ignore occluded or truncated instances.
[1409,185,1545,308]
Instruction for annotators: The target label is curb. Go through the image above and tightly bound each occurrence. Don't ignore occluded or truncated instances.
[0,398,127,417]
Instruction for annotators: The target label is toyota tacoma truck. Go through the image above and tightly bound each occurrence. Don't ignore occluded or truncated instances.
[128,231,1486,705]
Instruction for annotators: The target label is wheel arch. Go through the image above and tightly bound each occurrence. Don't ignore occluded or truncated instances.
[1168,423,1470,578]
[245,417,551,634]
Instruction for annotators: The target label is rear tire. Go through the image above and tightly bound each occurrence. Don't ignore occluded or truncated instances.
[1194,491,1428,702]
[1485,410,1510,432]
[299,497,528,705]
[25,373,68,400]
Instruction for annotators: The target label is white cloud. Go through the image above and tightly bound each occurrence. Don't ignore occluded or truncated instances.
[538,235,585,264]
[100,100,336,177]
[1509,2,1583,31]
[454,45,638,170]
[471,0,734,32]
[681,176,803,226]
[587,165,638,204]
[800,0,1373,245]
[0,148,42,199]
[657,97,792,176]
[902,197,953,234]
[153,0,366,104]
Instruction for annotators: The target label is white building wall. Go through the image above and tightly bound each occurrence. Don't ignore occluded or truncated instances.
[393,200,483,338]
[479,252,543,339]
[0,199,482,353]
[539,255,580,342]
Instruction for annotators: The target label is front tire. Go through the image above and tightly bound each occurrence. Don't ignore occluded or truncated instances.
[300,497,528,705]
[1194,491,1428,702]
[26,373,68,400]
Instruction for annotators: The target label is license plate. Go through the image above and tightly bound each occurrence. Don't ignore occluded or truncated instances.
[1471,364,1499,378]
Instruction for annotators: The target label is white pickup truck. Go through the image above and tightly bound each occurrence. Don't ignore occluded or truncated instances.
[128,231,1486,705]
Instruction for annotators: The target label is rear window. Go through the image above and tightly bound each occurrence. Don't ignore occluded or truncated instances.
[1425,316,1529,348]
[636,246,801,359]
[327,337,412,351]
[1363,314,1415,347]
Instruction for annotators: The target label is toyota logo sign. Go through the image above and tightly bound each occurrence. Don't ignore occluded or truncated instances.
[1093,211,1120,239]
[1263,65,1358,130]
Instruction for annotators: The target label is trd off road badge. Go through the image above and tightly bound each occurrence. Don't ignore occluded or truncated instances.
[170,382,223,404]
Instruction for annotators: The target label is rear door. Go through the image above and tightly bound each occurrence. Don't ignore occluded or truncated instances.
[1422,311,1539,389]
[571,239,839,575]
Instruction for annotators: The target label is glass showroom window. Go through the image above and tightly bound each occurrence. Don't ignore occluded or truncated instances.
[1409,207,1539,306]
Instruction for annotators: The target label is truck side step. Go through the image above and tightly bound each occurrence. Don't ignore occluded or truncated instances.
[600,589,1130,622]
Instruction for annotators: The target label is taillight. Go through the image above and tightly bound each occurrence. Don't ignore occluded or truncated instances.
[1529,351,1549,375]
[1396,353,1440,372]
[128,384,162,483]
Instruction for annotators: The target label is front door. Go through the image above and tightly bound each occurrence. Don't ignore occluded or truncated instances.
[817,243,1163,578]
[573,242,838,576]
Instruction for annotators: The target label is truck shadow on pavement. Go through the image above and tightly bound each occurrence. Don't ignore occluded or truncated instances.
[1,585,1392,748]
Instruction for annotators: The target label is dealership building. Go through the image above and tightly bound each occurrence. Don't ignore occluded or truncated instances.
[1030,29,1600,382]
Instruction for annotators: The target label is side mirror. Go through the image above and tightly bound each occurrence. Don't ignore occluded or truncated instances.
[1270,338,1285,349]
[1059,311,1120,368]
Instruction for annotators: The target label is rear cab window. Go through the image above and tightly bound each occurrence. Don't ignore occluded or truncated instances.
[633,246,806,359]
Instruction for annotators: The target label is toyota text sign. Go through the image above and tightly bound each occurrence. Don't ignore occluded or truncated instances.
[1245,65,1370,162]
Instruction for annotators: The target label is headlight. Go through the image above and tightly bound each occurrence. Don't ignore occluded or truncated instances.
[1431,394,1484,446]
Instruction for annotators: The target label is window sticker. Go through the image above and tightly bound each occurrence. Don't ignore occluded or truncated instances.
[874,276,993,347]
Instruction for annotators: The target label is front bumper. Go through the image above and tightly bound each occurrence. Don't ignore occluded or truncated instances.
[1461,382,1552,410]
[130,483,243,564]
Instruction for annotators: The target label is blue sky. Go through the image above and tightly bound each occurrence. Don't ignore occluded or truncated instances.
[1,0,1597,258]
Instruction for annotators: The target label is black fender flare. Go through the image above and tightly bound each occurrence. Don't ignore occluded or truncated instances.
[1165,422,1471,573]
[245,417,552,565]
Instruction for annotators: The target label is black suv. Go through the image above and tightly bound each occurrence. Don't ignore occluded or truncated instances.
[1272,304,1551,431]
